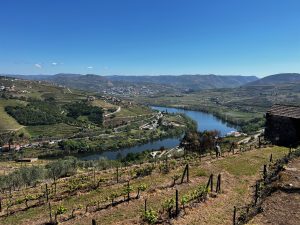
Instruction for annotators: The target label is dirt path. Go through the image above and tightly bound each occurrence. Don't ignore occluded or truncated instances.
[248,157,300,225]
[104,106,121,117]
[2,125,25,132]
[238,130,263,145]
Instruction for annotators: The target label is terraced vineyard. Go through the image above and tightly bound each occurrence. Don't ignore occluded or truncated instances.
[0,144,289,225]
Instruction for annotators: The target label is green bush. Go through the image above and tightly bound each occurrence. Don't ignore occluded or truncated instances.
[135,165,154,177]
[56,205,67,215]
[143,209,158,224]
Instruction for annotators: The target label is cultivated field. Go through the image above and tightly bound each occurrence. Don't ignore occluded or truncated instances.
[0,145,289,225]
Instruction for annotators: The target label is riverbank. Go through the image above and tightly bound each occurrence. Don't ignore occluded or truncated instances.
[151,106,237,135]
[130,92,266,134]
[3,111,194,160]
[4,106,242,162]
[156,104,266,133]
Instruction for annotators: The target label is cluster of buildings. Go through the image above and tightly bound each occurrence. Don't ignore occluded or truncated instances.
[0,140,58,152]
[139,112,163,130]
[139,112,183,130]
[226,131,247,137]
[99,95,133,108]
[0,84,16,92]
[103,85,158,97]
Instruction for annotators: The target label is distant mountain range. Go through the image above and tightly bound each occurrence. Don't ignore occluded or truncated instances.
[6,73,300,94]
[245,73,300,86]
[106,74,258,90]
[7,74,259,93]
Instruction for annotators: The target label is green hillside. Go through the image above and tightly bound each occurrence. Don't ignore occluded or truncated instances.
[245,73,300,86]
[0,99,26,132]
[0,76,157,140]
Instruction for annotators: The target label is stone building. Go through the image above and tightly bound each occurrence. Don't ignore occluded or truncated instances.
[265,104,300,147]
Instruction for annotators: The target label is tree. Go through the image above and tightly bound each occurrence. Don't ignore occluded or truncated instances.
[180,131,200,153]
[180,130,221,154]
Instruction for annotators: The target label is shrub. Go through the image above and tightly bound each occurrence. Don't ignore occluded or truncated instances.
[135,165,154,177]
[162,198,175,212]
[171,174,181,185]
[181,194,189,211]
[143,209,158,224]
[136,183,147,198]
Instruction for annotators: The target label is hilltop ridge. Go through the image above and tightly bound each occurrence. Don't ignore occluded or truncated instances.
[245,73,300,86]
[8,73,258,93]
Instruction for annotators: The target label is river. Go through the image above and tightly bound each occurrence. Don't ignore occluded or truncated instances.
[80,106,236,160]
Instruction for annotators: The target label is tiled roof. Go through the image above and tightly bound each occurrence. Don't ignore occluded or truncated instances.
[267,104,300,119]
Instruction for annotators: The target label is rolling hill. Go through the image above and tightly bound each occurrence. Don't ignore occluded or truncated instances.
[9,73,258,93]
[245,73,300,86]
[107,74,258,90]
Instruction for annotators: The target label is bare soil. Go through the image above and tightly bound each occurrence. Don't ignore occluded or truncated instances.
[248,158,300,225]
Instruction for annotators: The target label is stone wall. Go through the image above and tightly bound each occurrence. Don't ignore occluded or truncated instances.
[265,114,300,147]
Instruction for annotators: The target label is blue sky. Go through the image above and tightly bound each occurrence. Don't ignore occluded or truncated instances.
[0,0,300,77]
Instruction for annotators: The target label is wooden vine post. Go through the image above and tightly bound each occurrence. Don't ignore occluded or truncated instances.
[48,202,53,223]
[116,166,119,183]
[233,206,236,225]
[269,154,273,163]
[54,177,57,197]
[144,199,147,213]
[216,174,221,193]
[254,182,259,205]
[165,155,168,169]
[206,174,214,192]
[263,165,267,181]
[180,164,189,184]
[92,219,97,225]
[93,167,96,185]
[127,180,130,201]
[187,164,189,182]
[175,189,179,217]
[210,174,213,192]
[206,175,211,191]
[45,184,49,202]
[0,196,2,212]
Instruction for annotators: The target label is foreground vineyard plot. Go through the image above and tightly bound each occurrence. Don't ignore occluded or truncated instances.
[0,146,289,225]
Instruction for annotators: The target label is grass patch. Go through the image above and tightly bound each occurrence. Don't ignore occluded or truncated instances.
[194,168,208,177]
[26,123,80,138]
[115,106,152,117]
[214,146,289,176]
[0,99,27,132]
[92,99,117,110]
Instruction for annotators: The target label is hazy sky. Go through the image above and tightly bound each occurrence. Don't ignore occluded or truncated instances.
[0,0,300,77]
